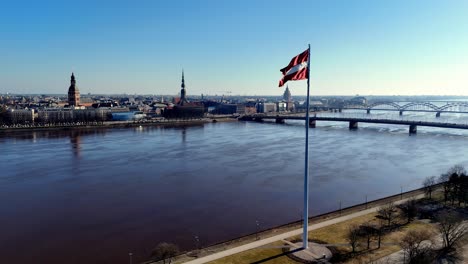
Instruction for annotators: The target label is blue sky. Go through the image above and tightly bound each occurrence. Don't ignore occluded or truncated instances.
[1,0,468,96]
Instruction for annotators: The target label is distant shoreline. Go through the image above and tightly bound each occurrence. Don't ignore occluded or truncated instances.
[0,116,239,133]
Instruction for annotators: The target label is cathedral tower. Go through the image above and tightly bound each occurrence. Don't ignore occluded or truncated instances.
[68,73,80,106]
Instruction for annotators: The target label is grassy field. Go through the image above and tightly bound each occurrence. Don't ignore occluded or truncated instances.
[206,241,297,264]
[205,210,435,264]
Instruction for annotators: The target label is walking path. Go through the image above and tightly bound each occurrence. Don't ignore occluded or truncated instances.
[181,194,425,264]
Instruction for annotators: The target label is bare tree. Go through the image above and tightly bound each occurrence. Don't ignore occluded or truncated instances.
[399,229,434,264]
[438,173,450,204]
[377,202,397,227]
[447,164,467,176]
[436,212,467,250]
[459,174,468,206]
[443,165,467,205]
[347,224,360,253]
[398,198,418,224]
[151,242,179,264]
[376,219,384,249]
[422,176,436,199]
[358,222,377,250]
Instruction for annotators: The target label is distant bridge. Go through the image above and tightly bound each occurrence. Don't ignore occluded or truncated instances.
[240,113,468,135]
[334,101,468,117]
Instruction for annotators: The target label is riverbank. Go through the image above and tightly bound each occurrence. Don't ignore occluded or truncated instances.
[148,185,436,264]
[0,116,239,133]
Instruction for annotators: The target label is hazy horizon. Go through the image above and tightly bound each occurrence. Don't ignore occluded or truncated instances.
[4,93,468,99]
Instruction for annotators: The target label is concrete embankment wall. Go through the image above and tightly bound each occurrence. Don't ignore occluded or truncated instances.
[0,117,239,133]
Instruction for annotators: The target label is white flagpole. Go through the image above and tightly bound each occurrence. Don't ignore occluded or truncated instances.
[302,44,311,249]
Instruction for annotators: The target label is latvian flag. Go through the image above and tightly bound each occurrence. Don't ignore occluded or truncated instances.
[278,48,309,87]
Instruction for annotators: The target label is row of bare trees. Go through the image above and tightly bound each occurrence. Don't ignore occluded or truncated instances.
[399,211,467,264]
[424,165,468,205]
[348,200,417,251]
[347,202,402,254]
[349,204,467,263]
[369,165,468,264]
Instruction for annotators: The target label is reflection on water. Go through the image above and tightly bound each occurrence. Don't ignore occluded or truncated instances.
[70,132,81,157]
[0,120,467,264]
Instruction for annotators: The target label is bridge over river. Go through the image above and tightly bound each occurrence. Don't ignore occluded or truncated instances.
[333,101,468,117]
[240,113,468,135]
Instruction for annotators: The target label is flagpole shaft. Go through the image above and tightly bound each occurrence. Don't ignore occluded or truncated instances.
[303,44,311,249]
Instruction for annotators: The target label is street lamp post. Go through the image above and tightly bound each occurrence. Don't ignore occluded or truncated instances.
[255,220,260,240]
[194,235,200,250]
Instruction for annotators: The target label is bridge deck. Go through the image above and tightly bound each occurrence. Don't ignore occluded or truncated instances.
[343,108,468,114]
[245,115,468,130]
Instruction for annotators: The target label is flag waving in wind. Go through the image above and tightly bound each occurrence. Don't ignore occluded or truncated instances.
[278,48,309,87]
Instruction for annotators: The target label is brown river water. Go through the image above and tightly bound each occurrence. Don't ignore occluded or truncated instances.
[1,113,468,263]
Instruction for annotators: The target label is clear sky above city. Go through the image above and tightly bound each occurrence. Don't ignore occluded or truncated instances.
[1,0,468,96]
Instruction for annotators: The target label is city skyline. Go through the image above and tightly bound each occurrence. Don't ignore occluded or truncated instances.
[2,0,468,96]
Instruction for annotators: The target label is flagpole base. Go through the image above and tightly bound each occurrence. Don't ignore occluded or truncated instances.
[285,242,332,263]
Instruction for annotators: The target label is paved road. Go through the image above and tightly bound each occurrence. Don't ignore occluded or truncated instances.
[181,194,425,264]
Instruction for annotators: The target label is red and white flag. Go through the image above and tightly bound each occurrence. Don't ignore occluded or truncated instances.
[278,48,309,87]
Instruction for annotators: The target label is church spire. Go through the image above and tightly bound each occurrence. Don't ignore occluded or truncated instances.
[283,84,292,102]
[181,70,185,89]
[179,69,188,105]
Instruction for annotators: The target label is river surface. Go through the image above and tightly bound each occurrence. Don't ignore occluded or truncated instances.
[1,112,468,264]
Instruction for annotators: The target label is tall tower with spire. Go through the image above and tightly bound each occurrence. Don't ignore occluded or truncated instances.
[68,73,80,106]
[283,85,292,102]
[178,70,188,106]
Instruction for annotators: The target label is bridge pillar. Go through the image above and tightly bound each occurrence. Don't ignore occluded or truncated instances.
[349,121,358,130]
[409,125,417,135]
[366,109,370,114]
[275,118,285,124]
[338,108,342,113]
[436,112,441,118]
[309,119,316,128]
[399,110,403,116]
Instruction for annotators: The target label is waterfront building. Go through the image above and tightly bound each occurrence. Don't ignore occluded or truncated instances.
[111,111,146,121]
[212,104,246,114]
[6,109,34,124]
[244,101,257,114]
[36,108,111,123]
[276,102,287,112]
[257,102,277,113]
[67,73,80,107]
